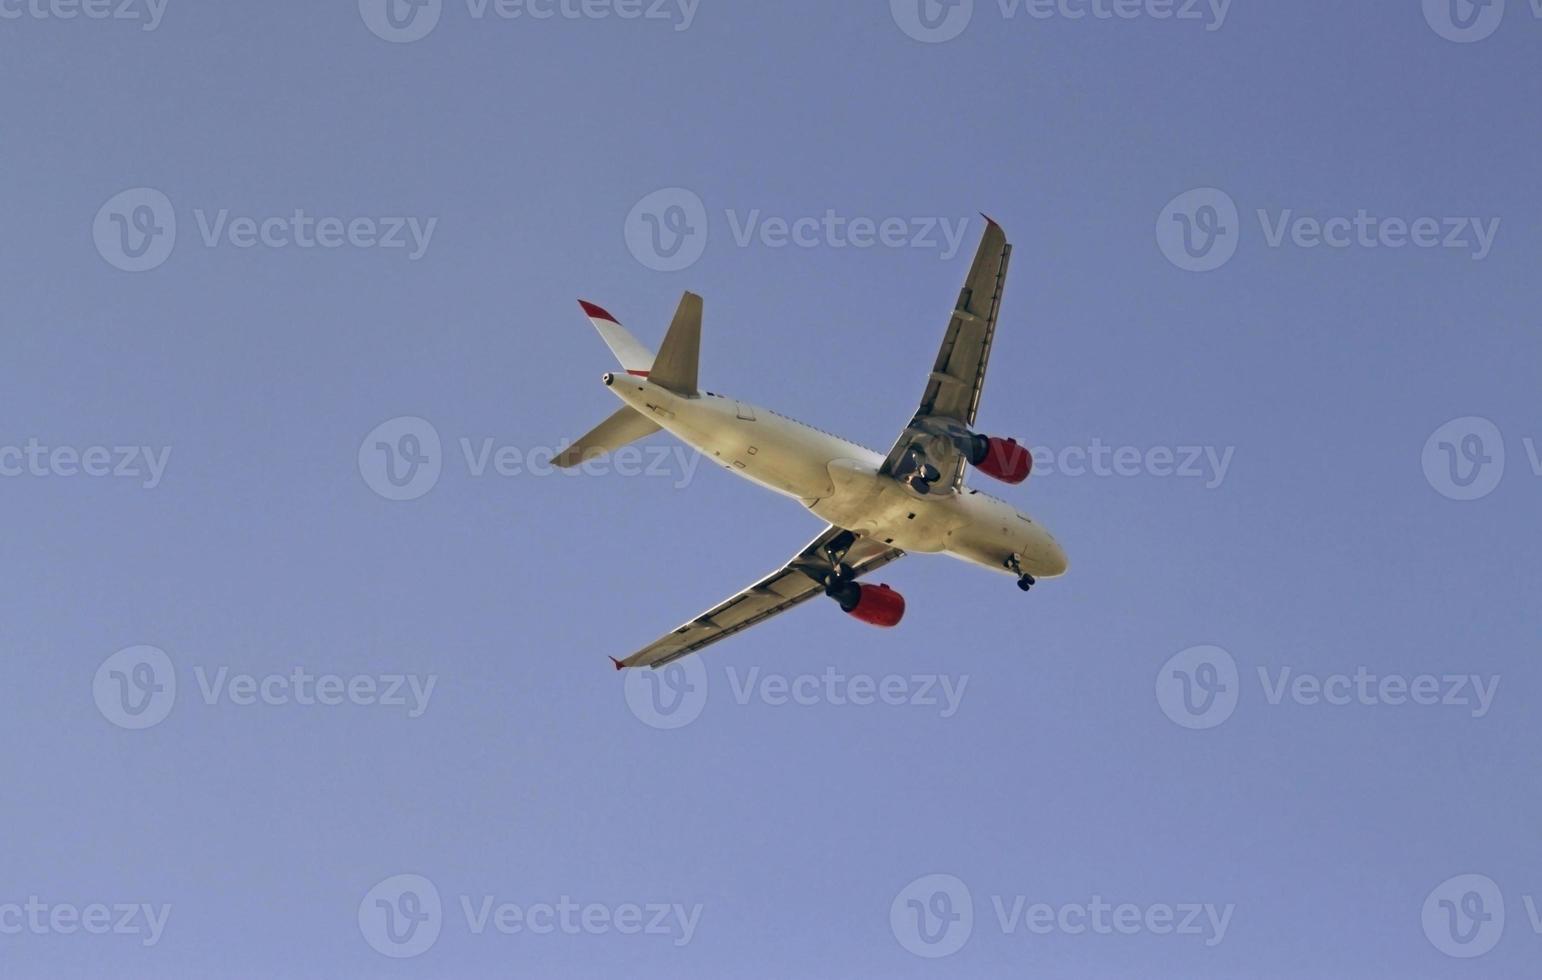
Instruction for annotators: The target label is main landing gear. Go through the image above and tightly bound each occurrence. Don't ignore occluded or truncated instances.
[821,530,857,593]
[1005,554,1036,592]
[820,530,868,610]
[910,463,942,496]
[894,445,942,495]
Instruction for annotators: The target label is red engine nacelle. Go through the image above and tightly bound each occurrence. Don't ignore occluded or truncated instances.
[831,582,906,628]
[968,434,1033,485]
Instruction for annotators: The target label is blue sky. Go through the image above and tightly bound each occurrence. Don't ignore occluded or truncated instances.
[2,1,1539,976]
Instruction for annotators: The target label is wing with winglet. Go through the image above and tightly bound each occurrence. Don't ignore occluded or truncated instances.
[612,526,904,670]
[879,218,1012,492]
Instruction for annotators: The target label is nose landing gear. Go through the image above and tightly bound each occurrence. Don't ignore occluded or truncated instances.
[1005,554,1035,592]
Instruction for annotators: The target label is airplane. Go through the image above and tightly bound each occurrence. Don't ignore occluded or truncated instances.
[558,218,1067,670]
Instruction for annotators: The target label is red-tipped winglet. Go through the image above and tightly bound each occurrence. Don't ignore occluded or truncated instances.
[609,656,627,672]
[579,300,619,323]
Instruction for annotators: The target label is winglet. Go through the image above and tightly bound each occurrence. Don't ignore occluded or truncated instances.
[578,299,618,323]
[979,212,1000,229]
[609,656,627,672]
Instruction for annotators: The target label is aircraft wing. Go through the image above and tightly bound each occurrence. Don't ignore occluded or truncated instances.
[879,218,1012,492]
[614,526,904,670]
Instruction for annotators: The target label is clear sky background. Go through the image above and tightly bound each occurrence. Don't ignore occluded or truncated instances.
[2,1,1539,976]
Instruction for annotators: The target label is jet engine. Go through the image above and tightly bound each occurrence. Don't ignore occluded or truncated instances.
[966,434,1032,484]
[826,581,905,628]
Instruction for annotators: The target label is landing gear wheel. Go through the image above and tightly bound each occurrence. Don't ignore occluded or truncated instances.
[918,464,941,483]
[823,562,861,609]
[823,530,856,569]
[910,478,932,495]
[1004,554,1034,591]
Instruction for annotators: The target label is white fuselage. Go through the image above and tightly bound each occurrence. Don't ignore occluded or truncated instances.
[606,375,1068,580]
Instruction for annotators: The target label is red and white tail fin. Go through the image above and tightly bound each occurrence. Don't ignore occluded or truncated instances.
[578,300,654,377]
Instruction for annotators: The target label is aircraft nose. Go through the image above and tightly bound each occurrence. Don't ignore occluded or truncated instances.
[1041,532,1069,577]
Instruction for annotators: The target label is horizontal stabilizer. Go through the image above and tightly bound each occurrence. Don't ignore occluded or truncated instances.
[555,406,661,468]
[649,291,702,396]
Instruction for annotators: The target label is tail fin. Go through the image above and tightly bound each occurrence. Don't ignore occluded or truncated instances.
[555,406,662,468]
[576,292,701,395]
[649,292,702,396]
[578,300,655,377]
